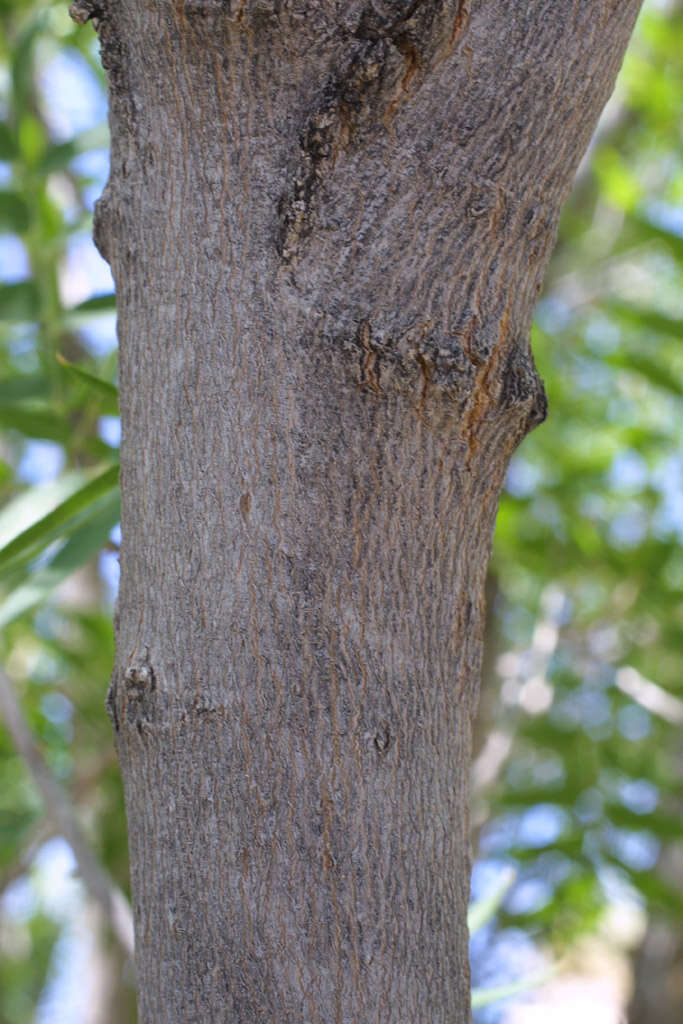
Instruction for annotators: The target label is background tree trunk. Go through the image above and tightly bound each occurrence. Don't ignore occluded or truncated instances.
[87,1,641,1020]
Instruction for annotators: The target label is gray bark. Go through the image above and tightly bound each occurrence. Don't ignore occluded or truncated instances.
[78,1,641,1020]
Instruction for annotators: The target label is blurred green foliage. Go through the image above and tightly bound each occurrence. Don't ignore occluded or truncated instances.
[0,1,128,1019]
[471,1,683,1009]
[0,0,680,1021]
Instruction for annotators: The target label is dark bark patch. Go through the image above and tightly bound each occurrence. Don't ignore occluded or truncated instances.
[69,0,104,27]
[176,0,232,16]
[239,491,252,523]
[278,39,401,261]
[278,1,471,262]
[462,309,512,467]
[461,326,548,465]
[107,660,159,733]
[450,0,470,42]
[95,10,134,124]
[123,662,156,699]
[415,351,433,412]
[373,721,392,756]
[336,317,479,413]
[353,2,425,41]
[92,191,113,264]
[466,190,494,221]
[499,340,548,434]
[358,321,384,394]
[105,672,119,731]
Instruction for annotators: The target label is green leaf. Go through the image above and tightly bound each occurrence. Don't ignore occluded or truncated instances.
[606,803,683,838]
[39,139,78,175]
[0,374,50,404]
[472,966,558,1009]
[0,190,30,233]
[603,857,683,915]
[0,406,71,442]
[0,281,40,321]
[71,293,117,315]
[39,124,110,175]
[0,492,120,629]
[0,464,119,574]
[11,13,45,118]
[0,911,59,1024]
[608,301,683,341]
[593,148,642,211]
[468,869,516,935]
[630,214,683,263]
[607,352,683,398]
[17,114,46,167]
[35,188,63,242]
[0,121,17,160]
[0,473,88,550]
[56,353,118,411]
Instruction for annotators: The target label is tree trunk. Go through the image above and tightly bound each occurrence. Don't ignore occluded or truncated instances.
[82,1,641,1019]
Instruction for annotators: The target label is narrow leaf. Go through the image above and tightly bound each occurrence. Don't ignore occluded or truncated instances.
[56,353,118,409]
[607,352,683,397]
[471,965,558,1009]
[608,301,683,340]
[0,191,31,233]
[0,375,50,404]
[468,868,516,935]
[0,121,17,160]
[0,473,88,550]
[39,140,78,175]
[630,214,683,263]
[0,494,120,629]
[0,407,71,442]
[40,125,110,174]
[71,293,116,315]
[0,465,119,574]
[0,281,41,322]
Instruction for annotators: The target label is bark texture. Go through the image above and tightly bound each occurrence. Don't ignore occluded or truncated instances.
[83,1,640,1020]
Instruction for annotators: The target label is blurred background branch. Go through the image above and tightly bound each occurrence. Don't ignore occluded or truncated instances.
[0,665,133,957]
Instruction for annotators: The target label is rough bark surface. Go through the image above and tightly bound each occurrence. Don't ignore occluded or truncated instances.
[79,1,641,1020]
